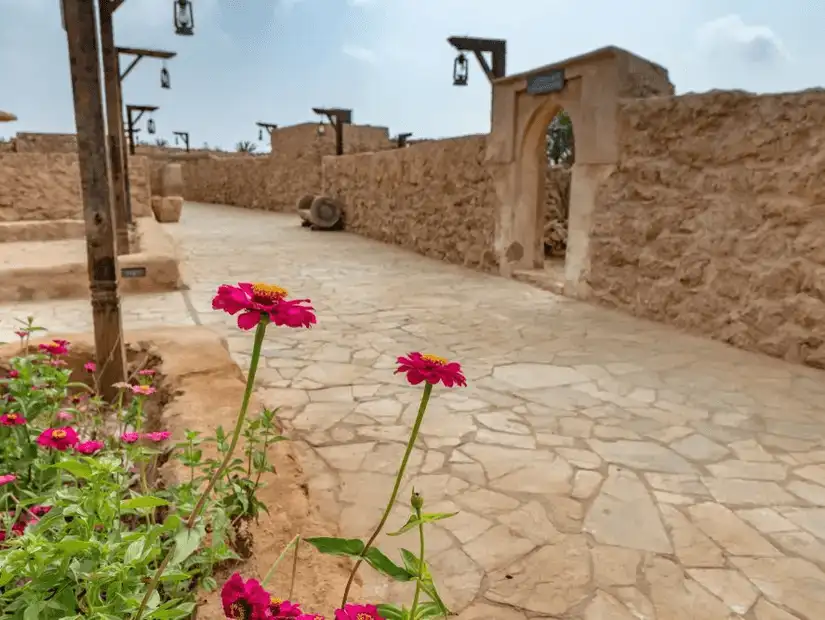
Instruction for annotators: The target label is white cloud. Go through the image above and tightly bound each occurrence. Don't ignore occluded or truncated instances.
[696,14,790,63]
[342,44,377,64]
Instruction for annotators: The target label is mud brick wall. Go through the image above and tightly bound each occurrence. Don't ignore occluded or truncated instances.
[322,135,499,271]
[589,90,825,368]
[0,153,151,221]
[544,166,571,257]
[182,154,322,212]
[270,123,393,158]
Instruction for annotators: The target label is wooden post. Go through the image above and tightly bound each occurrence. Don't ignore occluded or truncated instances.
[99,1,130,255]
[63,0,127,402]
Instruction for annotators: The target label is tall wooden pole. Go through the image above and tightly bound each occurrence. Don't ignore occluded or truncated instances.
[99,1,130,255]
[63,0,127,401]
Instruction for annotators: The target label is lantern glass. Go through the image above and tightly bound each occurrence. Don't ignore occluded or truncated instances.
[147,118,156,135]
[316,122,326,136]
[453,53,469,86]
[160,66,171,89]
[174,0,194,36]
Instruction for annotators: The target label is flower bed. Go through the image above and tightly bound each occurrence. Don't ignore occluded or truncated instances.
[0,283,469,620]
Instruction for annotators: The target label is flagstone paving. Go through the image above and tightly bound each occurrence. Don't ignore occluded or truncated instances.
[2,202,825,619]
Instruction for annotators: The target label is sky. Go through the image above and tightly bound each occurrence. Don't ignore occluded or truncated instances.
[0,0,822,150]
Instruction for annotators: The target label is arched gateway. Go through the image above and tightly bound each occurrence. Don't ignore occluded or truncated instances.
[485,46,673,298]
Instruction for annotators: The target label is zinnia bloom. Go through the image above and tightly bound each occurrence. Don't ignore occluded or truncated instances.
[269,596,302,617]
[131,385,156,396]
[84,361,96,373]
[76,440,105,455]
[220,573,271,620]
[56,411,74,422]
[144,431,170,442]
[297,615,325,620]
[121,432,140,444]
[0,474,16,487]
[395,352,467,388]
[36,427,79,451]
[212,282,316,330]
[269,298,317,329]
[0,413,26,426]
[38,339,69,356]
[7,370,19,379]
[49,359,68,368]
[14,330,27,339]
[137,369,156,377]
[30,505,52,517]
[334,604,383,620]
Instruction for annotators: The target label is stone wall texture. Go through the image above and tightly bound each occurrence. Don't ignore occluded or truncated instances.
[323,135,499,270]
[544,166,571,257]
[270,123,393,158]
[589,90,825,368]
[182,154,322,212]
[0,152,151,221]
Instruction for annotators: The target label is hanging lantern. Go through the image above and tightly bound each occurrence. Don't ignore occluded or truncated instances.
[147,118,156,135]
[174,134,179,145]
[316,122,326,136]
[258,128,263,141]
[160,65,171,89]
[173,0,194,36]
[453,52,469,86]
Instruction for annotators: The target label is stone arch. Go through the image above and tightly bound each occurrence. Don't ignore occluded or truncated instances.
[485,46,672,298]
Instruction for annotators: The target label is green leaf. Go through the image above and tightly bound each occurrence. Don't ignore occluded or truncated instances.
[54,539,95,553]
[364,547,414,582]
[169,526,205,567]
[387,511,458,537]
[376,603,407,620]
[304,536,365,557]
[124,539,145,563]
[52,460,93,479]
[419,579,450,616]
[413,601,447,619]
[121,495,169,510]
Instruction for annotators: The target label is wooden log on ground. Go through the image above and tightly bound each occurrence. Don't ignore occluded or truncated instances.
[296,195,344,231]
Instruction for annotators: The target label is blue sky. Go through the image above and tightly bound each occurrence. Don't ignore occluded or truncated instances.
[0,0,822,149]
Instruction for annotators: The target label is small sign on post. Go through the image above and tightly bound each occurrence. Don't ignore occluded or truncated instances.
[121,266,147,278]
[526,68,566,95]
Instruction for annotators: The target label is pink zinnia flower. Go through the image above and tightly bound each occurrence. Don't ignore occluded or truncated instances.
[269,298,317,329]
[76,440,104,455]
[269,597,302,617]
[395,353,467,388]
[131,385,156,396]
[212,282,316,330]
[0,413,25,426]
[84,361,96,373]
[220,573,271,620]
[49,359,68,368]
[36,427,79,451]
[297,615,325,620]
[334,604,384,620]
[38,340,69,356]
[7,370,19,379]
[121,432,140,444]
[137,369,156,377]
[56,411,74,422]
[144,431,170,442]
[30,505,52,517]
[0,474,16,487]
[14,330,27,339]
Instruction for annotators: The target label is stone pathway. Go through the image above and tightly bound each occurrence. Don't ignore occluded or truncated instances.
[2,202,824,619]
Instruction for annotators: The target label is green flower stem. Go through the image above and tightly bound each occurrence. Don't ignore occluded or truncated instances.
[409,504,425,618]
[261,533,301,587]
[340,382,433,606]
[134,320,269,620]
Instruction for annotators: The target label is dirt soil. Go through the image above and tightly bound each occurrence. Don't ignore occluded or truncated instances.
[0,326,356,619]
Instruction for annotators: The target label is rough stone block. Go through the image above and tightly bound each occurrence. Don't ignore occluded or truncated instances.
[153,196,183,223]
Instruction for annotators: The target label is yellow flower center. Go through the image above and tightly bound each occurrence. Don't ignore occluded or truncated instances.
[229,602,250,619]
[270,596,282,606]
[52,430,67,439]
[421,354,447,365]
[252,283,287,301]
[356,614,371,620]
[6,414,16,421]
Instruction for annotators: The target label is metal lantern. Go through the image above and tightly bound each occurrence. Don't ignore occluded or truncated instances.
[174,134,179,145]
[173,0,194,36]
[453,52,469,86]
[316,122,326,136]
[147,118,156,135]
[160,65,171,89]
[258,128,263,141]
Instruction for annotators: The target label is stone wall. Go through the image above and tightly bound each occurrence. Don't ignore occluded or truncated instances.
[589,89,825,368]
[182,154,321,212]
[13,132,77,153]
[271,123,393,158]
[323,135,499,270]
[0,152,151,221]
